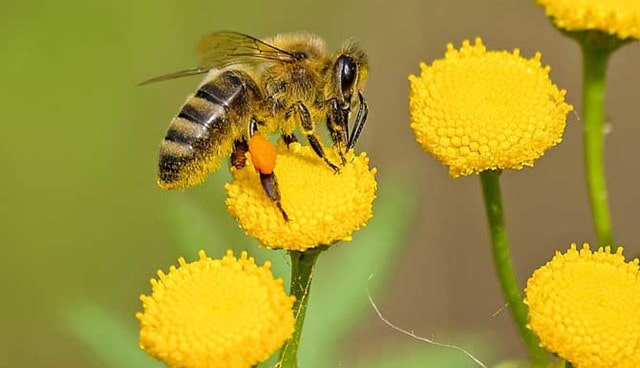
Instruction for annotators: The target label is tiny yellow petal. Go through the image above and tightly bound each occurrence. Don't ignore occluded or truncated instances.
[409,38,573,177]
[536,0,640,39]
[137,250,295,368]
[525,244,640,368]
[226,142,377,251]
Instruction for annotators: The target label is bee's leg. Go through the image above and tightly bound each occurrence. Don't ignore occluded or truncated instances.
[294,101,340,173]
[231,138,249,169]
[347,91,369,150]
[282,133,298,147]
[326,98,348,165]
[259,172,288,221]
[248,118,288,221]
[249,116,265,136]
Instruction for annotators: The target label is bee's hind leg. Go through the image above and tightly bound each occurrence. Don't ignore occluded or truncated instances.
[259,172,288,221]
[294,101,340,173]
[247,118,289,221]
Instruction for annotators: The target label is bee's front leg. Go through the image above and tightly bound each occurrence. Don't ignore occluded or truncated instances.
[293,101,340,174]
[326,98,348,165]
[347,91,368,150]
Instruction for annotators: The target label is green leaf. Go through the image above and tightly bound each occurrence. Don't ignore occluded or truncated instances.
[298,174,418,366]
[62,302,162,368]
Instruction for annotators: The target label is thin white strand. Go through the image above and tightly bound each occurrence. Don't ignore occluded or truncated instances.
[367,275,487,368]
[492,302,509,317]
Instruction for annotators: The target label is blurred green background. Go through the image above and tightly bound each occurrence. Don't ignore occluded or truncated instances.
[3,0,639,367]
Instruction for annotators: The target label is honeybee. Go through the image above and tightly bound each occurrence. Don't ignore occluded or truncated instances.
[143,31,369,220]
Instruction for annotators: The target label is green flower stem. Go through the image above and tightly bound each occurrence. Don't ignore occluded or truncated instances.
[581,41,614,248]
[479,170,548,366]
[277,248,323,368]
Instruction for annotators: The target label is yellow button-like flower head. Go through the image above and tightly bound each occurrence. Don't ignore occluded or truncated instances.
[226,142,377,251]
[137,250,295,368]
[409,38,573,177]
[525,244,640,368]
[536,0,640,40]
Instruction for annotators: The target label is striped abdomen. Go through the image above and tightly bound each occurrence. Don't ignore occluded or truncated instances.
[157,70,260,189]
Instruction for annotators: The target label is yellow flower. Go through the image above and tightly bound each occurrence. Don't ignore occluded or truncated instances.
[536,0,640,40]
[409,38,573,177]
[137,250,295,368]
[524,244,640,368]
[225,141,376,251]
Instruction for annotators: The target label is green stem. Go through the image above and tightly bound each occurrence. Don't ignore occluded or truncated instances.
[479,170,548,366]
[277,248,323,368]
[581,42,614,248]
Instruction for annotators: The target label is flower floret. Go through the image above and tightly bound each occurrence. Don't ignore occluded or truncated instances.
[409,38,572,177]
[226,142,377,250]
[525,244,640,368]
[137,250,295,368]
[536,0,640,39]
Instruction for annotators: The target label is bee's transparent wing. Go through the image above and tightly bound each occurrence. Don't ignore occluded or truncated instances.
[196,31,301,67]
[139,32,300,86]
[138,67,211,85]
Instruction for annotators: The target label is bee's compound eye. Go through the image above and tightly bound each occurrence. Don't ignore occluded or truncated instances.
[248,135,277,175]
[337,55,357,97]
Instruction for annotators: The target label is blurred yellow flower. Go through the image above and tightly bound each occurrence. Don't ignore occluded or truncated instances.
[409,38,572,177]
[226,142,376,251]
[137,250,295,368]
[536,0,640,40]
[525,244,640,368]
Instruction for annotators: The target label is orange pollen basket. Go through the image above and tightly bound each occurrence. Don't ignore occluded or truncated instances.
[248,135,277,174]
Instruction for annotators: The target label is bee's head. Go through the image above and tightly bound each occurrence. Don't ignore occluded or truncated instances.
[333,42,368,108]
